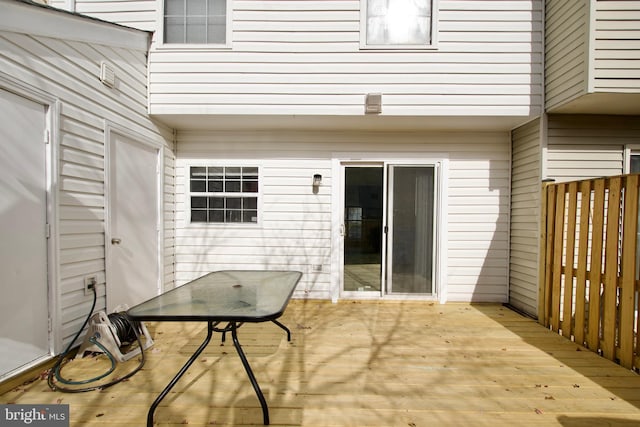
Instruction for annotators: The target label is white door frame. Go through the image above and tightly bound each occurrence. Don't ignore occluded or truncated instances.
[104,122,164,309]
[331,153,449,303]
[0,72,61,359]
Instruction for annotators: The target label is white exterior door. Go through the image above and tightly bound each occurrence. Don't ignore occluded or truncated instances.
[0,88,50,378]
[106,130,161,312]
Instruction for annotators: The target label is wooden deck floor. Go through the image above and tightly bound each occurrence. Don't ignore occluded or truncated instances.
[3,300,640,426]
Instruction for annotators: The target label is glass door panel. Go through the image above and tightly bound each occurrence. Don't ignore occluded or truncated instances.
[387,165,435,294]
[343,166,384,292]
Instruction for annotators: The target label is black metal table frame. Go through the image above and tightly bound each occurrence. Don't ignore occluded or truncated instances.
[144,319,291,427]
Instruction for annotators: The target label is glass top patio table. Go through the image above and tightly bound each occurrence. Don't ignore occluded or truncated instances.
[127,270,303,322]
[126,270,303,426]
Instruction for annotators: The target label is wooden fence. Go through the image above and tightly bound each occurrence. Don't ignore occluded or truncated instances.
[539,174,640,371]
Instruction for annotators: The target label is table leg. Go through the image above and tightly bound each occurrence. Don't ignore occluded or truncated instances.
[230,323,270,425]
[271,319,291,341]
[146,321,214,427]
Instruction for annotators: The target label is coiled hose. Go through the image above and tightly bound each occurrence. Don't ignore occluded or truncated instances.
[47,284,146,393]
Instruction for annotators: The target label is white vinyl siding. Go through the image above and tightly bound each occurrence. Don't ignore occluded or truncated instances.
[545,115,640,182]
[509,119,541,317]
[175,131,510,303]
[0,2,175,351]
[593,0,640,92]
[544,0,589,111]
[50,0,159,32]
[148,0,543,117]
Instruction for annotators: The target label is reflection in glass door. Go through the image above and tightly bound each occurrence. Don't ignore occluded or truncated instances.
[343,166,384,292]
[387,166,435,294]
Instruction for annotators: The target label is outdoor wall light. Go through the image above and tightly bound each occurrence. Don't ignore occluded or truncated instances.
[313,174,322,186]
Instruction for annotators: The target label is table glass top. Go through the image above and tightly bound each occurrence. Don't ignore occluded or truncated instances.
[127,270,303,321]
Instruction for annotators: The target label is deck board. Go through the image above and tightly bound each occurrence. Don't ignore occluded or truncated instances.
[3,301,640,426]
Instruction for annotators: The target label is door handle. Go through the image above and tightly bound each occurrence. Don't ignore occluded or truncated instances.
[111,238,122,245]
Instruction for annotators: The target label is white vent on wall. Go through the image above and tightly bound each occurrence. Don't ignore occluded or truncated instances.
[100,61,116,88]
[365,93,382,114]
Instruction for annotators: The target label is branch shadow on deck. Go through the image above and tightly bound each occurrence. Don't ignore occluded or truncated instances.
[3,300,640,426]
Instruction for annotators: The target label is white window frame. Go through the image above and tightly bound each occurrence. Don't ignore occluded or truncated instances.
[359,0,438,50]
[158,0,233,49]
[624,145,640,174]
[187,164,262,226]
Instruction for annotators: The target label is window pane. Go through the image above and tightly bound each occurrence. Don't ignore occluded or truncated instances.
[226,198,241,209]
[209,0,226,15]
[226,210,242,223]
[191,196,207,208]
[208,167,224,178]
[165,0,184,16]
[367,0,430,45]
[631,155,640,173]
[210,210,224,222]
[164,18,184,43]
[191,210,207,222]
[191,180,206,192]
[191,167,207,178]
[225,181,241,192]
[226,167,241,180]
[209,197,224,208]
[208,180,223,192]
[243,197,257,209]
[242,181,258,192]
[187,0,206,15]
[207,22,226,44]
[242,167,258,178]
[186,16,207,43]
[243,210,258,223]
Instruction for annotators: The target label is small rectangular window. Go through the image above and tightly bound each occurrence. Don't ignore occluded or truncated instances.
[164,0,229,45]
[190,166,258,224]
[361,0,435,49]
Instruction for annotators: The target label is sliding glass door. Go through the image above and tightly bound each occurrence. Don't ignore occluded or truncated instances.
[386,165,435,295]
[343,166,384,293]
[341,163,436,297]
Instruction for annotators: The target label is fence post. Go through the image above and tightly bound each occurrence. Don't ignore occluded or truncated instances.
[539,179,555,326]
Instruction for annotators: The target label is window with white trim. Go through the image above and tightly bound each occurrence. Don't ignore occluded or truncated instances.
[190,166,258,223]
[361,0,434,48]
[164,0,229,44]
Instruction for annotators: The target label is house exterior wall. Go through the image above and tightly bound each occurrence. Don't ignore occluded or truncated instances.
[44,0,544,117]
[48,0,157,31]
[593,0,640,92]
[544,0,589,111]
[0,0,175,351]
[509,118,541,317]
[175,130,510,303]
[148,0,543,117]
[545,115,640,182]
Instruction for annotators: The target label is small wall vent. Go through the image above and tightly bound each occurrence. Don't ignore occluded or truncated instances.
[100,61,116,88]
[365,93,382,114]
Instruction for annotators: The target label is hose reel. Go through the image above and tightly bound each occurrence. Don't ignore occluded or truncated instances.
[76,305,153,362]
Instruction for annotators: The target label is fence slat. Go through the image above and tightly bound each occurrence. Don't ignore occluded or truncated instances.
[620,175,639,369]
[588,179,606,351]
[602,177,621,360]
[574,180,591,346]
[542,185,557,327]
[562,182,578,338]
[552,183,566,332]
[538,182,552,326]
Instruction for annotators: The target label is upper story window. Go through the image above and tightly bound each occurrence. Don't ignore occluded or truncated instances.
[361,0,435,49]
[190,166,259,224]
[164,0,229,45]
